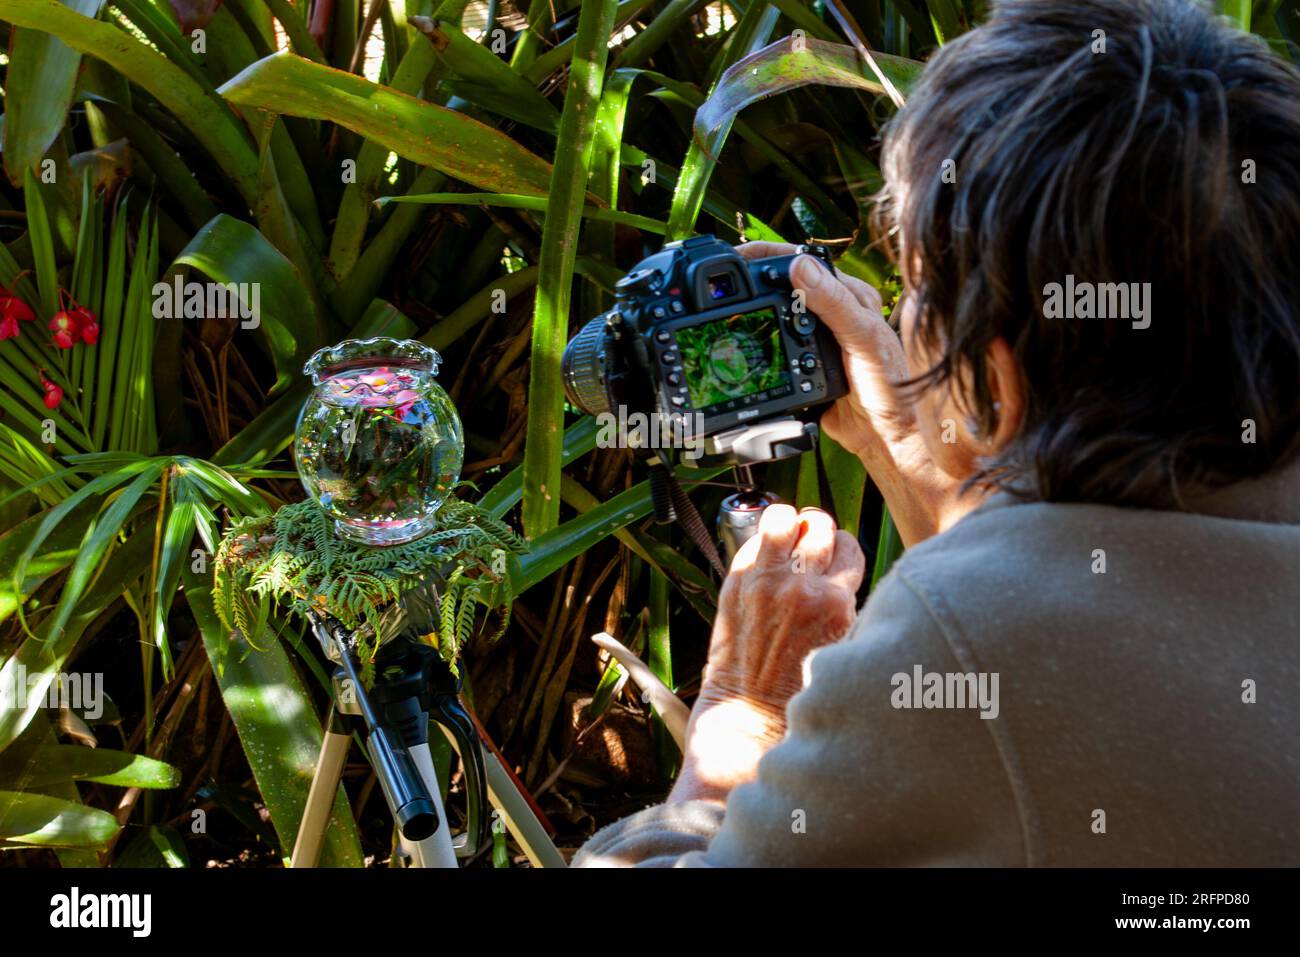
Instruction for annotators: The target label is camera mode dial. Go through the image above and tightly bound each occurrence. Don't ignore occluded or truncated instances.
[615,268,662,298]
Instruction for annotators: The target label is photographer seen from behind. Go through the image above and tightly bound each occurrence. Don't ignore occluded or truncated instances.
[575,0,1300,866]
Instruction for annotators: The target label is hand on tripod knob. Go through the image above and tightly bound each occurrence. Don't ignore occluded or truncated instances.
[670,504,864,805]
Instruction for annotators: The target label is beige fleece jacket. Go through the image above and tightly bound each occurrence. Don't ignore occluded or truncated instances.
[574,464,1300,866]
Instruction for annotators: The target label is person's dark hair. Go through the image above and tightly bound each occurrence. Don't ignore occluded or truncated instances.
[874,0,1300,507]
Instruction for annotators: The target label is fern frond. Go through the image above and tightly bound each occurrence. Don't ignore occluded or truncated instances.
[213,498,523,672]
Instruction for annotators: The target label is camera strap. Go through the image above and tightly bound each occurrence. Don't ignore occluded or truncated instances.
[647,459,728,578]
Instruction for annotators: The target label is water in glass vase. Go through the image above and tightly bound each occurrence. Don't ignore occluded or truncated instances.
[295,339,464,546]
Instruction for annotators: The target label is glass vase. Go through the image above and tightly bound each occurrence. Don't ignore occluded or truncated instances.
[294,337,464,546]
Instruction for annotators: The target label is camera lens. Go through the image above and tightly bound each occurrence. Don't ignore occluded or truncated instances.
[707,273,736,300]
[561,316,614,417]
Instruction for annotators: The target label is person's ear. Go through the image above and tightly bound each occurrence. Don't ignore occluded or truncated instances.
[982,336,1024,453]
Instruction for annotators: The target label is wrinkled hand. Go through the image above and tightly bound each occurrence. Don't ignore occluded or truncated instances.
[738,242,913,465]
[738,243,958,545]
[702,504,865,710]
[671,505,864,804]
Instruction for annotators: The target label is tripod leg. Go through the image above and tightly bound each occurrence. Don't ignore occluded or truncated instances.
[436,723,567,869]
[291,711,352,869]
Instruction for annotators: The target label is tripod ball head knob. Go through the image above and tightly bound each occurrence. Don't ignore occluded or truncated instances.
[718,491,780,566]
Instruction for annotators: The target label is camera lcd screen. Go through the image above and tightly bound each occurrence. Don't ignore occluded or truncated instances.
[675,307,791,413]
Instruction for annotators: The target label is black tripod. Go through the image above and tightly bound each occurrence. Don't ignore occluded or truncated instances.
[291,607,563,868]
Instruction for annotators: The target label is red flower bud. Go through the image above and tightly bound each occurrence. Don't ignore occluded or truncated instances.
[0,315,19,341]
[41,378,62,409]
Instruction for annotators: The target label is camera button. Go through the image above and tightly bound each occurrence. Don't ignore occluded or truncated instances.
[667,373,682,386]
[655,330,672,344]
[652,306,667,319]
[799,352,818,373]
[799,381,814,393]
[670,301,685,314]
[670,396,686,407]
[662,351,677,364]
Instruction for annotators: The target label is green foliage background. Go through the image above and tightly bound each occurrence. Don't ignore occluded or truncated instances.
[0,0,1288,866]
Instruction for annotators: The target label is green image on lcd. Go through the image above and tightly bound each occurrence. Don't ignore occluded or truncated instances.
[676,308,788,410]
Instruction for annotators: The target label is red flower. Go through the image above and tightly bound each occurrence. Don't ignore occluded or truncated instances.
[41,377,62,409]
[0,315,18,341]
[0,292,35,324]
[80,318,100,345]
[49,311,78,349]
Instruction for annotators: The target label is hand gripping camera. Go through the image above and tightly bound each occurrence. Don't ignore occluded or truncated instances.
[562,236,848,570]
[562,235,847,467]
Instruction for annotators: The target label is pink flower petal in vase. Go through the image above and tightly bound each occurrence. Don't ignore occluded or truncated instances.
[360,368,395,392]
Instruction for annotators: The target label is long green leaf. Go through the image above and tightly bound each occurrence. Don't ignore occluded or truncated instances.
[520,0,620,539]
[819,434,867,537]
[927,0,966,44]
[184,568,365,867]
[92,191,131,448]
[12,456,160,595]
[482,416,600,519]
[112,824,190,867]
[691,36,923,152]
[326,33,439,281]
[0,527,153,753]
[521,0,657,84]
[422,263,539,351]
[1,1,103,185]
[330,166,445,324]
[83,94,219,229]
[263,0,327,61]
[870,506,905,588]
[666,1,782,240]
[0,790,119,847]
[167,214,325,395]
[380,192,666,234]
[613,0,710,69]
[2,0,260,205]
[38,461,167,650]
[0,497,98,623]
[0,745,179,789]
[559,473,717,621]
[410,16,561,132]
[23,169,60,319]
[218,51,556,197]
[513,466,725,593]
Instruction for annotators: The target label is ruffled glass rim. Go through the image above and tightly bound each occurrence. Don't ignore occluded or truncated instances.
[303,337,442,385]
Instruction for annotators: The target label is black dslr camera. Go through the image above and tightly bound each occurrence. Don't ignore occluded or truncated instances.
[562,235,847,466]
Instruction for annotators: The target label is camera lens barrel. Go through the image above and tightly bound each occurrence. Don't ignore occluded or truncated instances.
[561,316,614,417]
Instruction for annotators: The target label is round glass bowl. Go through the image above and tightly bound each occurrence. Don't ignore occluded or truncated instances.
[294,338,464,546]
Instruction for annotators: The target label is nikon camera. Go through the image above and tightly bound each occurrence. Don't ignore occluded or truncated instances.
[561,235,847,467]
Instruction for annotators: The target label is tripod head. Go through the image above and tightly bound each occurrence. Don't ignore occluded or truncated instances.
[308,610,492,857]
